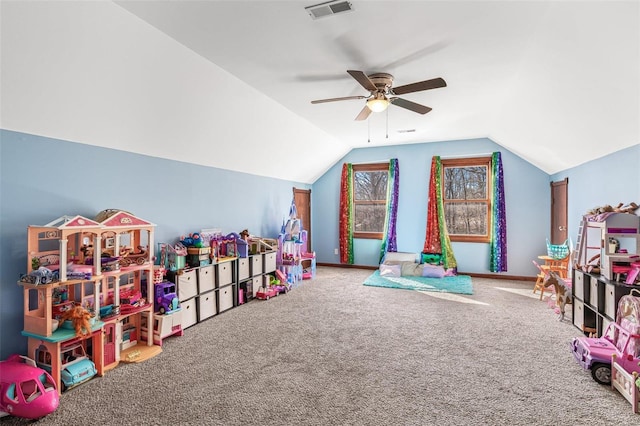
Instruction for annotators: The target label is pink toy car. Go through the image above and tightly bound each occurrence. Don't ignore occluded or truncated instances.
[571,292,640,384]
[256,285,278,300]
[0,355,59,420]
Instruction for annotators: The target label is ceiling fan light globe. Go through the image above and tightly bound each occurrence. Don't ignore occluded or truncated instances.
[366,98,389,112]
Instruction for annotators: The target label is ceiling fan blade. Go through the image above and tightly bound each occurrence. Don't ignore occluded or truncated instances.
[390,97,433,115]
[347,70,377,92]
[378,41,449,70]
[311,95,367,104]
[355,105,372,121]
[392,77,447,95]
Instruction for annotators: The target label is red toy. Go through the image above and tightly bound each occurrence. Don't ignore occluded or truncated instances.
[0,355,59,420]
[255,285,278,300]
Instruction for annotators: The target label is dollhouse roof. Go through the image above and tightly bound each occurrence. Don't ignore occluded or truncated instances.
[97,211,156,229]
[42,215,101,230]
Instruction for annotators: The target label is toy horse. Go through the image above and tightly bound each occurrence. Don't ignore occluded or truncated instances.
[543,271,572,321]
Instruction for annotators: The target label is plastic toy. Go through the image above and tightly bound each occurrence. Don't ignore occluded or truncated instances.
[0,354,59,420]
[35,343,97,392]
[153,281,179,314]
[119,246,148,267]
[255,285,278,300]
[542,271,572,321]
[571,291,640,384]
[19,267,59,285]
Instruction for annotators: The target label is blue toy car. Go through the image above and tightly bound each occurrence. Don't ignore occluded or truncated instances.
[35,343,97,392]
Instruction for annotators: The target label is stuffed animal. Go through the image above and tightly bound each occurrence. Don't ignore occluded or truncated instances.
[587,202,639,215]
[59,305,93,337]
[180,233,204,248]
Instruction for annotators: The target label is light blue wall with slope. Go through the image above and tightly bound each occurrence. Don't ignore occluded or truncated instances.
[311,138,551,275]
[0,129,308,359]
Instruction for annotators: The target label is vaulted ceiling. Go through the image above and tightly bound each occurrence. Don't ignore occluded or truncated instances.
[2,1,638,184]
[114,0,639,178]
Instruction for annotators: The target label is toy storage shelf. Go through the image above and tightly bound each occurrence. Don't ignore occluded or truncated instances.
[166,257,239,327]
[572,268,640,337]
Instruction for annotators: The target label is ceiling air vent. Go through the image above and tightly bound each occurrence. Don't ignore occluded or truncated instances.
[305,1,354,20]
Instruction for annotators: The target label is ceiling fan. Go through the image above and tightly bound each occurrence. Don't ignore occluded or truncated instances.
[311,70,446,121]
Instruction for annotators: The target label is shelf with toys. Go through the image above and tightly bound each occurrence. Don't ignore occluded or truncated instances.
[572,211,640,337]
[17,210,161,393]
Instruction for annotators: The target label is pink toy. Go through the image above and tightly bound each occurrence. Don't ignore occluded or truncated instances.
[0,354,59,420]
[256,285,278,300]
[571,291,640,385]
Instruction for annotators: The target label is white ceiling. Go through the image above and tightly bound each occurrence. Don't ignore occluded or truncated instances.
[113,0,639,177]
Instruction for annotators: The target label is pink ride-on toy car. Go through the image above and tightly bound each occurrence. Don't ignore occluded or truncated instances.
[571,292,640,385]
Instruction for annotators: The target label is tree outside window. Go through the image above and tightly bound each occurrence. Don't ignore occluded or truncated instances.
[352,163,388,239]
[441,157,492,243]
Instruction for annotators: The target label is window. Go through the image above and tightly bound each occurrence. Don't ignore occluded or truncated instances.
[441,156,492,243]
[352,163,389,239]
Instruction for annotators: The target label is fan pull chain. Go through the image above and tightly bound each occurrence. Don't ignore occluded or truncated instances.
[368,117,371,143]
[386,108,389,139]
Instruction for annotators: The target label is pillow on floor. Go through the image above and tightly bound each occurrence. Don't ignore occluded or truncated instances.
[422,264,446,278]
[380,263,401,277]
[382,252,419,264]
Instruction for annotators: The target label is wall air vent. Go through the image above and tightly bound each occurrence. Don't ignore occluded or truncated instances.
[305,1,354,20]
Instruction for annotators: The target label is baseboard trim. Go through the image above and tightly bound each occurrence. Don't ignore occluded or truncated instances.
[316,262,534,281]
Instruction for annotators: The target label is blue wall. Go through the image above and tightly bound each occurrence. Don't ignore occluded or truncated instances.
[550,144,640,250]
[0,129,308,359]
[1,130,638,359]
[312,138,551,274]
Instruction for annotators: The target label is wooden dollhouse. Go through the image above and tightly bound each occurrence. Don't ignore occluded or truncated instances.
[18,211,162,393]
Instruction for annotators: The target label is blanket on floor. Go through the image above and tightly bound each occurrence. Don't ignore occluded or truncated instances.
[363,270,473,295]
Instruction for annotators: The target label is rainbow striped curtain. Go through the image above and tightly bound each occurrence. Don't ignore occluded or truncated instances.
[379,159,399,263]
[423,156,457,270]
[490,152,508,272]
[339,160,399,264]
[339,163,354,264]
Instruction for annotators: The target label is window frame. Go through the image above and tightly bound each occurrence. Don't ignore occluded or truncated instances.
[351,162,389,240]
[440,156,492,243]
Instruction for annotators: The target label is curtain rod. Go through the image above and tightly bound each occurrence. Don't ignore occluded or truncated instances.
[440,152,495,160]
[349,159,394,165]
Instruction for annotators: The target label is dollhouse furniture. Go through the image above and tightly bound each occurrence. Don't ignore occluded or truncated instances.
[19,212,161,393]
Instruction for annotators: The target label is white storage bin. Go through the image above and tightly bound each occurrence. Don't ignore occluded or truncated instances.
[252,276,261,298]
[589,277,599,308]
[251,255,263,276]
[197,291,216,321]
[238,258,250,281]
[181,297,198,329]
[574,271,584,300]
[198,265,215,293]
[177,269,197,302]
[263,251,276,273]
[217,261,233,287]
[605,283,616,319]
[573,299,584,330]
[219,286,234,312]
